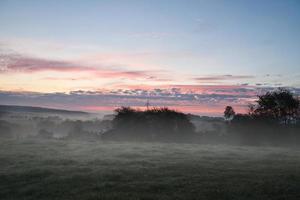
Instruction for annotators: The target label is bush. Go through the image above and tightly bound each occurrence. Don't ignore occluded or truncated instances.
[102,107,196,142]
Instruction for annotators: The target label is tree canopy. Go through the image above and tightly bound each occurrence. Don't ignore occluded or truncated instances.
[251,88,299,123]
[102,107,196,142]
[224,106,235,121]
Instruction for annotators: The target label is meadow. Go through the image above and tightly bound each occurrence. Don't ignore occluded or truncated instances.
[1,139,300,200]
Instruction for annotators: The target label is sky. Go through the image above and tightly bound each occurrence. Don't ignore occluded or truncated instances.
[0,0,299,116]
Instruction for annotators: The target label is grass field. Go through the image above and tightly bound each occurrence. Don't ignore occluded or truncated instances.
[1,139,300,200]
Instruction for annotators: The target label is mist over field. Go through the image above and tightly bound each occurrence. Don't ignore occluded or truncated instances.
[2,139,300,200]
[1,92,300,200]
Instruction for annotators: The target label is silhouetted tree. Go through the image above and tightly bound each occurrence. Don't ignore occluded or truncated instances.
[102,107,196,142]
[224,106,235,121]
[252,88,299,124]
[227,89,300,145]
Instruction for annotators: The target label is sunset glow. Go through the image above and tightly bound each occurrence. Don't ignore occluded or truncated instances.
[0,0,299,115]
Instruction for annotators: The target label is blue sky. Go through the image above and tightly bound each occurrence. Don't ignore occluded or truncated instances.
[0,0,299,114]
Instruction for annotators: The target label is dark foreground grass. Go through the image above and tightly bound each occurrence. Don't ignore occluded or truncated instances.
[1,139,300,200]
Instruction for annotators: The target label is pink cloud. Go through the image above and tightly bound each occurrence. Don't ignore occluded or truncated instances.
[115,84,257,96]
[0,53,162,80]
[194,75,254,82]
[0,54,85,72]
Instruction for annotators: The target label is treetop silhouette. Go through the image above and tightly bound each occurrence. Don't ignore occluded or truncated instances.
[102,107,196,142]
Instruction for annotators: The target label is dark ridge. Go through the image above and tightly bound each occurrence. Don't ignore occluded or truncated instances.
[0,105,89,115]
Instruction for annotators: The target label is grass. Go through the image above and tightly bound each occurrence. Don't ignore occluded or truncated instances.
[1,139,300,200]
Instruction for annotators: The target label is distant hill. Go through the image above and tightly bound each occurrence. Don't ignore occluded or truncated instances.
[0,105,89,115]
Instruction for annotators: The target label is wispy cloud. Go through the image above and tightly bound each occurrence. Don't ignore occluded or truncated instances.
[0,53,163,80]
[0,54,85,72]
[194,75,255,82]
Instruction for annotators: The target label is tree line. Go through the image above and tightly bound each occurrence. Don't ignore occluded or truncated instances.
[223,88,300,145]
[103,88,300,144]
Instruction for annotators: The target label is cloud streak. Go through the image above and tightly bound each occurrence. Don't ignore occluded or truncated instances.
[0,53,163,80]
[194,75,255,82]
